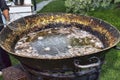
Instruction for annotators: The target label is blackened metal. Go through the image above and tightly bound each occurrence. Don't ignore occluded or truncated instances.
[21,54,105,80]
[0,13,119,74]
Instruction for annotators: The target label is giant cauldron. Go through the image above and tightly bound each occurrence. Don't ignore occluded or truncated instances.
[0,13,120,72]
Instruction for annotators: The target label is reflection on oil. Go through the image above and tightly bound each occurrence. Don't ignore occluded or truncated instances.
[30,34,69,55]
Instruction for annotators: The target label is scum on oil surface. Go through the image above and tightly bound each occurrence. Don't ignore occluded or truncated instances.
[14,24,104,59]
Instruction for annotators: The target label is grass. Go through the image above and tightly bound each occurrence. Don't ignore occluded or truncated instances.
[36,0,50,3]
[1,0,120,80]
[36,0,44,3]
[38,0,66,13]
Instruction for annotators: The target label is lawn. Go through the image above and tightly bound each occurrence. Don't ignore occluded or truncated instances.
[36,0,50,3]
[38,0,66,13]
[0,0,120,80]
[36,0,44,3]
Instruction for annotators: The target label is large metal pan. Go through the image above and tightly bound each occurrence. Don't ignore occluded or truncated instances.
[0,13,119,71]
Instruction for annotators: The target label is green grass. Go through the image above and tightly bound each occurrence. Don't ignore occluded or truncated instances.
[38,0,66,13]
[100,49,120,80]
[36,0,50,3]
[36,0,44,3]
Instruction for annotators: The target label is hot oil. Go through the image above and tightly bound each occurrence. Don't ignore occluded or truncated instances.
[30,34,69,55]
[24,28,69,55]
[14,26,104,58]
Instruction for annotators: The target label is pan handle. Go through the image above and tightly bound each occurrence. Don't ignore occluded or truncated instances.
[74,57,101,68]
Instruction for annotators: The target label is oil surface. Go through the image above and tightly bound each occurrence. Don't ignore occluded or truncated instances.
[14,26,104,59]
